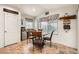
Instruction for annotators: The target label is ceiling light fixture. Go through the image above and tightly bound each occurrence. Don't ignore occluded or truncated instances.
[32,8,36,12]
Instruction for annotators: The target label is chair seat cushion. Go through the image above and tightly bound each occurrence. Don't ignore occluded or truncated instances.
[43,37,50,40]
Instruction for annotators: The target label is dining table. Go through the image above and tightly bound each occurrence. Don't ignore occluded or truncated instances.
[26,29,50,42]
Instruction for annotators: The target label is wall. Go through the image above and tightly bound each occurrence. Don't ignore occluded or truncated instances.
[0,7,4,47]
[37,5,78,48]
[0,5,21,48]
[77,5,79,53]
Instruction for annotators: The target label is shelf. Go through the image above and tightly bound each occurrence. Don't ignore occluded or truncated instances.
[59,15,77,20]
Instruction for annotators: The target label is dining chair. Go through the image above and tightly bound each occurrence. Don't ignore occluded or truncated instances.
[26,29,36,43]
[43,31,54,47]
[32,31,42,39]
[32,31,45,52]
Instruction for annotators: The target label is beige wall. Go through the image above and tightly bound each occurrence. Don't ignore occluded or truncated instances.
[77,5,79,52]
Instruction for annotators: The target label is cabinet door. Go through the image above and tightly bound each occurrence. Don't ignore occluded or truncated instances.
[4,12,19,46]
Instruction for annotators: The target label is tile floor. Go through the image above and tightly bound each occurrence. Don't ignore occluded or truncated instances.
[0,40,77,54]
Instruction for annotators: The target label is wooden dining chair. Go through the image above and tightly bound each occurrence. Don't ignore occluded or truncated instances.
[32,31,45,52]
[26,29,36,43]
[32,31,42,39]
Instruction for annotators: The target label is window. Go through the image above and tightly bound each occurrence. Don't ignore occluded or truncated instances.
[48,19,58,34]
[25,19,34,29]
[26,21,33,29]
[39,14,59,34]
[40,21,48,33]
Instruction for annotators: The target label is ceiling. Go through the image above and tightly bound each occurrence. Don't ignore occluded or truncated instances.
[8,4,75,17]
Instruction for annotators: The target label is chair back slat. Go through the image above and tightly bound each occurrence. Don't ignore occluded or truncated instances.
[50,31,54,40]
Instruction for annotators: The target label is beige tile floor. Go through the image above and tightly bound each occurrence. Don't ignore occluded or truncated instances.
[0,40,77,54]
